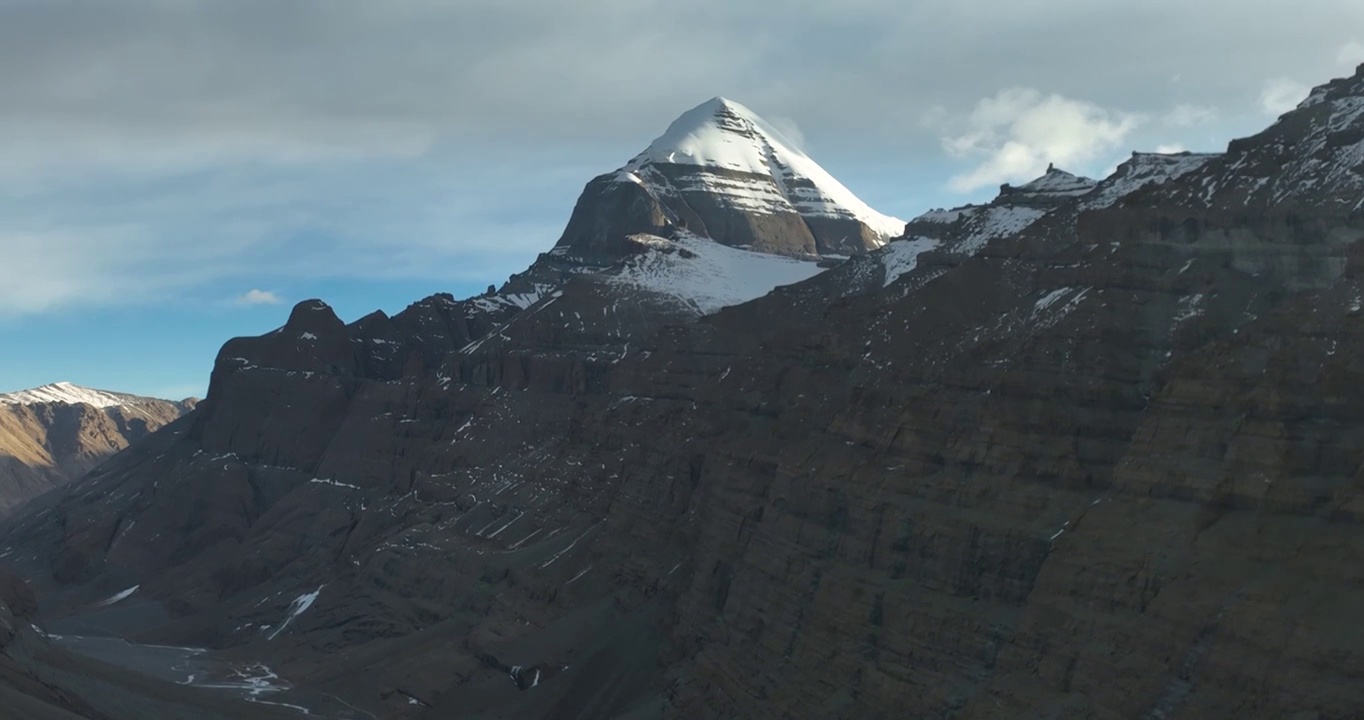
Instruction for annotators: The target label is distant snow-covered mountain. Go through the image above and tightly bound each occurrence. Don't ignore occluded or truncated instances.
[0,382,195,514]
[1,381,160,410]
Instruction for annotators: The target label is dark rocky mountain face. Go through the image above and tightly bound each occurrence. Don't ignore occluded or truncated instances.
[0,385,196,516]
[4,66,1364,719]
[557,162,888,259]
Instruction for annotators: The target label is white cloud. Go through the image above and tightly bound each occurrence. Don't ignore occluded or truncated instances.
[1259,77,1310,116]
[1,1,1359,174]
[941,88,1143,192]
[235,289,282,306]
[1162,104,1217,127]
[0,228,188,318]
[1339,40,1364,68]
[765,116,808,153]
[1155,144,1187,154]
[918,106,949,130]
[3,2,1364,320]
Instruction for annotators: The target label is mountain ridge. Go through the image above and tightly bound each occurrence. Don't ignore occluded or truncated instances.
[0,384,196,516]
[2,65,1364,718]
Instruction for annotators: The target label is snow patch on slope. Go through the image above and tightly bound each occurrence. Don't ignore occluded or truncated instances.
[1085,152,1220,209]
[881,238,940,287]
[955,205,1051,256]
[309,478,360,490]
[467,283,559,315]
[1184,71,1364,209]
[95,585,140,607]
[266,587,323,640]
[609,232,825,314]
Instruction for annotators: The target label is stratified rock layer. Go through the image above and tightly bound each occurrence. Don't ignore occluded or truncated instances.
[3,67,1364,719]
[555,97,903,260]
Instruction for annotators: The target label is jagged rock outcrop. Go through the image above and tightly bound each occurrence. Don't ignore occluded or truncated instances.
[0,384,196,515]
[996,164,1098,205]
[3,66,1364,719]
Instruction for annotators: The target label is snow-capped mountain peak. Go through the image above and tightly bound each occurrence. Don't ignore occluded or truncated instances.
[0,382,134,408]
[627,96,810,174]
[618,96,905,242]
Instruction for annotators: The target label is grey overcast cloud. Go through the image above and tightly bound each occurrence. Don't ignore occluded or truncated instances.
[1,0,1362,325]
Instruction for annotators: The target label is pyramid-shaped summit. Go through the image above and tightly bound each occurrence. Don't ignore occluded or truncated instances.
[554,97,904,260]
[627,97,820,175]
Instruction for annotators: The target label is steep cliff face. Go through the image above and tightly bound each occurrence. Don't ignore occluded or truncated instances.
[3,67,1364,719]
[0,385,196,515]
[646,67,1364,719]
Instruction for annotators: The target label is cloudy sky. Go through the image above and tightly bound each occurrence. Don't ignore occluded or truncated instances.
[2,0,1362,398]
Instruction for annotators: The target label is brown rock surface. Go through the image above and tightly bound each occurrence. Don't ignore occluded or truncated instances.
[0,386,195,515]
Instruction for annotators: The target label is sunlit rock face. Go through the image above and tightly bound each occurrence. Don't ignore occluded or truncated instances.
[0,383,195,514]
